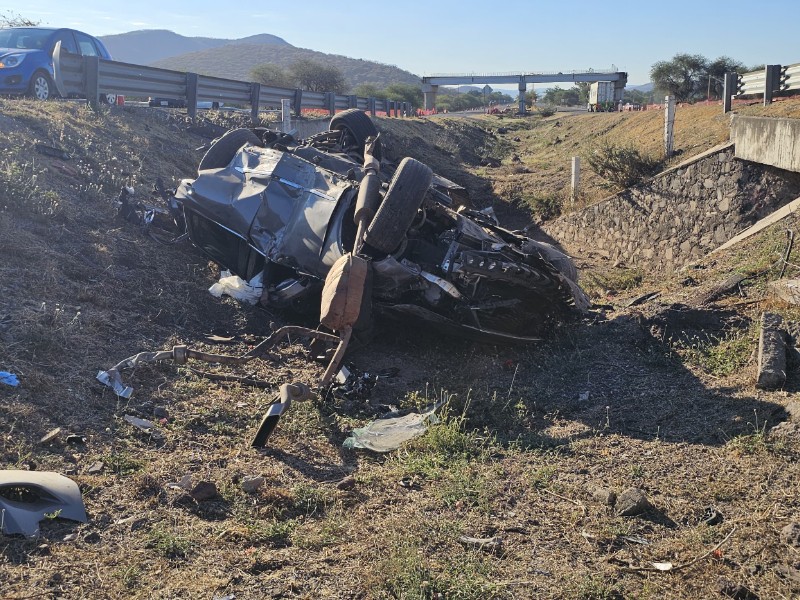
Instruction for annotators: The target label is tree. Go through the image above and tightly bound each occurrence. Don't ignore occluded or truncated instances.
[525,90,538,107]
[542,86,580,106]
[352,83,387,99]
[250,63,293,89]
[650,53,709,101]
[1,12,38,26]
[290,59,347,94]
[650,53,751,102]
[706,56,746,99]
[384,83,423,107]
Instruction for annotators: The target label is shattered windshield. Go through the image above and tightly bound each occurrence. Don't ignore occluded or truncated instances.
[0,28,52,50]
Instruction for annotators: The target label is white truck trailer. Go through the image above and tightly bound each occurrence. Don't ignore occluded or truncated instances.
[588,81,617,112]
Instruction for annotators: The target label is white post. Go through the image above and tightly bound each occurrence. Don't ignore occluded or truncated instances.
[571,156,580,201]
[664,95,676,158]
[281,98,292,134]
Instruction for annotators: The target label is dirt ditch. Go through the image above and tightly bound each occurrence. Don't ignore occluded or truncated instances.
[1,100,800,599]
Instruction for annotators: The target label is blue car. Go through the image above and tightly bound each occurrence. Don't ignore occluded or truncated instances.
[0,27,114,101]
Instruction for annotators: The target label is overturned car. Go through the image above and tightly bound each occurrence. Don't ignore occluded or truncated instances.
[168,110,588,343]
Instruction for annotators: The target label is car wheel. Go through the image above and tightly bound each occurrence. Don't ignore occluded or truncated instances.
[330,109,381,161]
[364,157,432,253]
[28,71,54,101]
[198,128,262,172]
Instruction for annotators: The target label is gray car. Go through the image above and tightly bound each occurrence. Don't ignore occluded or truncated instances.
[170,110,588,343]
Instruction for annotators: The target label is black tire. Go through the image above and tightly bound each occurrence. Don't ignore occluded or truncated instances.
[198,128,262,172]
[364,157,432,253]
[330,109,381,161]
[28,71,54,101]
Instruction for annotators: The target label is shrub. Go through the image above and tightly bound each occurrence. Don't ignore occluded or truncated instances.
[538,105,557,117]
[586,142,660,188]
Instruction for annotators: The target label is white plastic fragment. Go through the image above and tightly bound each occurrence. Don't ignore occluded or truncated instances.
[96,370,133,398]
[208,270,263,305]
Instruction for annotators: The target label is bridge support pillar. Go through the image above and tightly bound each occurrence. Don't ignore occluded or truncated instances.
[422,84,438,111]
[518,81,527,114]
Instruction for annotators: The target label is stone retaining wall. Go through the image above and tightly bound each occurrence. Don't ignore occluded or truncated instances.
[542,144,800,271]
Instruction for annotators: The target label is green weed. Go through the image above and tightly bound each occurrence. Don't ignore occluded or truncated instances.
[146,525,192,559]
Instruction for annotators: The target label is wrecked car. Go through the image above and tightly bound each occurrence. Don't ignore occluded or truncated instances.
[168,109,588,343]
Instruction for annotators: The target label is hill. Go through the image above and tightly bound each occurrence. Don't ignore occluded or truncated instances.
[150,43,421,91]
[98,29,290,66]
[2,99,800,599]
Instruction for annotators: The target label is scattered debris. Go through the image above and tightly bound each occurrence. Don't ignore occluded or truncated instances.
[241,476,266,494]
[251,383,312,448]
[166,474,193,491]
[785,401,800,421]
[701,506,724,526]
[0,470,88,537]
[692,273,747,306]
[39,428,62,444]
[189,481,219,501]
[327,365,377,402]
[122,415,164,439]
[756,312,788,390]
[85,461,105,475]
[626,291,660,307]
[615,487,651,516]
[153,406,169,419]
[578,391,590,403]
[63,533,78,542]
[208,270,263,305]
[336,475,356,491]
[342,404,441,452]
[65,434,86,445]
[458,535,503,553]
[0,371,19,387]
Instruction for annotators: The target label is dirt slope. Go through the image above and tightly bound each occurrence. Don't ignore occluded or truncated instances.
[1,99,800,599]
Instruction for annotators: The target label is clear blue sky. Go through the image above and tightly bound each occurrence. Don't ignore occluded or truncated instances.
[16,0,800,85]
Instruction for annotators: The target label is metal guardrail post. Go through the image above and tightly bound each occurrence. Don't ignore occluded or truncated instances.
[186,73,198,122]
[293,89,303,117]
[250,82,261,125]
[368,97,376,116]
[764,65,782,106]
[326,92,335,115]
[348,95,357,109]
[723,72,737,113]
[85,56,100,110]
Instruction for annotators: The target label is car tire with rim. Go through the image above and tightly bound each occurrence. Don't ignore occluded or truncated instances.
[330,109,381,161]
[364,157,432,253]
[28,71,54,101]
[198,128,262,172]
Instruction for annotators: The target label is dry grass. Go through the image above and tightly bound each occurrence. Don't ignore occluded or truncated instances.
[1,98,800,599]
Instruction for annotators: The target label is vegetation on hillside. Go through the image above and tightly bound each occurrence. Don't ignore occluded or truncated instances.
[153,43,420,91]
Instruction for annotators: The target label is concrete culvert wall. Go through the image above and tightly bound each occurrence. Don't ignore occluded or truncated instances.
[543,143,800,271]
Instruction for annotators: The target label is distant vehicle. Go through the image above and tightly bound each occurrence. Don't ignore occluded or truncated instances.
[588,81,617,112]
[0,27,116,102]
[148,97,222,109]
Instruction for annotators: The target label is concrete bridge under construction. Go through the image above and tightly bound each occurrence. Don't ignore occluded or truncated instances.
[421,71,628,113]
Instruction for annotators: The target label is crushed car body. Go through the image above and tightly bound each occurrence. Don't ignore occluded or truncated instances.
[168,109,589,344]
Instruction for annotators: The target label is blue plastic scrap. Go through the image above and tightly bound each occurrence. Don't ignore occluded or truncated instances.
[0,371,19,387]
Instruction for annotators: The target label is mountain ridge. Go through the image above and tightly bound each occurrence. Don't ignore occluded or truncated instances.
[99,29,420,91]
